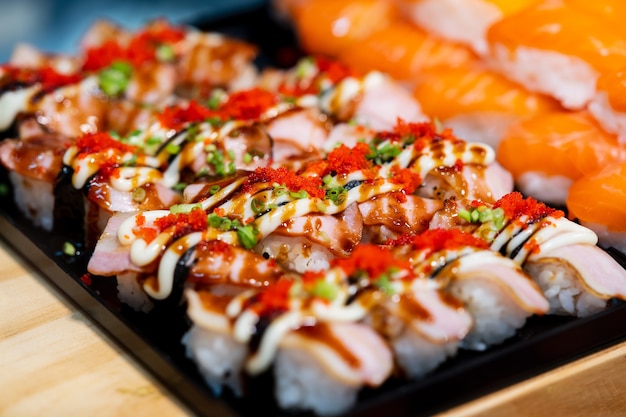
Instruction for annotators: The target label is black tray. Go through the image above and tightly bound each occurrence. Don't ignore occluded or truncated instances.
[3,3,626,417]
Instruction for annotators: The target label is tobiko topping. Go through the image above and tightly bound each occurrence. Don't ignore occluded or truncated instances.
[494,192,564,223]
[387,228,489,255]
[243,166,325,199]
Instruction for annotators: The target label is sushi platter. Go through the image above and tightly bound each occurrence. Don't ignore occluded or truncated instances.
[3,1,626,417]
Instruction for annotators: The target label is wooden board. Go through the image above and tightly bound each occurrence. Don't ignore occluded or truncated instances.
[2,236,626,417]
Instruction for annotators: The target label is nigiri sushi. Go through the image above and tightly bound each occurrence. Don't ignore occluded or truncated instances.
[567,160,626,253]
[588,69,626,144]
[389,228,548,350]
[496,110,626,206]
[337,21,476,82]
[396,0,539,55]
[458,192,626,317]
[486,0,626,109]
[412,62,562,147]
[287,0,398,57]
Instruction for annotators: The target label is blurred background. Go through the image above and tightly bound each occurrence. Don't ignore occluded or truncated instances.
[0,0,267,62]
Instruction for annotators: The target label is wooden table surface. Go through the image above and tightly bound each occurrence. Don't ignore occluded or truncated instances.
[2,236,626,417]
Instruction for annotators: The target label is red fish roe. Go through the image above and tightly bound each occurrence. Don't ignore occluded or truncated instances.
[494,192,564,223]
[243,166,324,198]
[387,228,489,255]
[332,244,413,280]
[158,100,215,130]
[303,142,376,178]
[246,277,294,315]
[377,119,459,151]
[389,166,421,194]
[82,21,185,71]
[315,56,357,85]
[221,88,279,120]
[278,56,359,97]
[76,132,137,157]
[152,207,208,240]
[1,65,82,91]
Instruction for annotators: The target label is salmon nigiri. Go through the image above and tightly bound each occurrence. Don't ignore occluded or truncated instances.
[486,0,626,109]
[397,0,540,55]
[289,0,398,57]
[338,21,476,82]
[412,62,562,146]
[496,110,626,205]
[565,0,626,23]
[567,161,626,252]
[588,68,626,144]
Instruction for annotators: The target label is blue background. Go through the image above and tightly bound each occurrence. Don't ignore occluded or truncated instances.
[0,0,267,62]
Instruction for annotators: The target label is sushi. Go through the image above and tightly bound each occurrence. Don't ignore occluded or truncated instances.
[412,62,562,147]
[495,110,626,206]
[486,0,626,110]
[396,0,539,55]
[567,160,626,253]
[454,192,626,317]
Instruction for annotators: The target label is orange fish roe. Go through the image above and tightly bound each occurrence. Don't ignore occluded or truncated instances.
[82,21,185,71]
[303,142,376,178]
[387,228,489,255]
[315,56,357,85]
[332,244,413,280]
[152,207,208,240]
[389,166,421,194]
[1,65,82,92]
[76,132,137,157]
[377,119,458,150]
[278,56,359,97]
[158,100,215,131]
[220,87,279,120]
[243,166,324,198]
[245,277,294,316]
[494,192,564,224]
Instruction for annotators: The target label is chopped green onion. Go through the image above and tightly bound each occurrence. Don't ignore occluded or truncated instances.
[458,209,471,223]
[209,184,221,195]
[243,152,253,164]
[166,143,181,154]
[156,44,175,62]
[310,280,338,301]
[132,187,146,203]
[375,275,395,295]
[63,241,76,256]
[274,185,288,196]
[98,61,132,97]
[170,203,202,214]
[237,224,259,249]
[251,198,266,214]
[289,190,309,199]
[173,182,187,191]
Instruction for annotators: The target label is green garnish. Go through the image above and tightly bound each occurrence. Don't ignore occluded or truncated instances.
[236,224,259,249]
[173,182,187,191]
[325,186,346,204]
[156,44,175,62]
[63,241,76,256]
[209,184,221,195]
[243,152,253,164]
[367,142,402,165]
[250,198,267,214]
[375,274,395,295]
[310,280,339,301]
[132,187,146,203]
[98,61,132,97]
[165,143,181,154]
[0,183,8,197]
[170,203,202,214]
[289,190,309,199]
